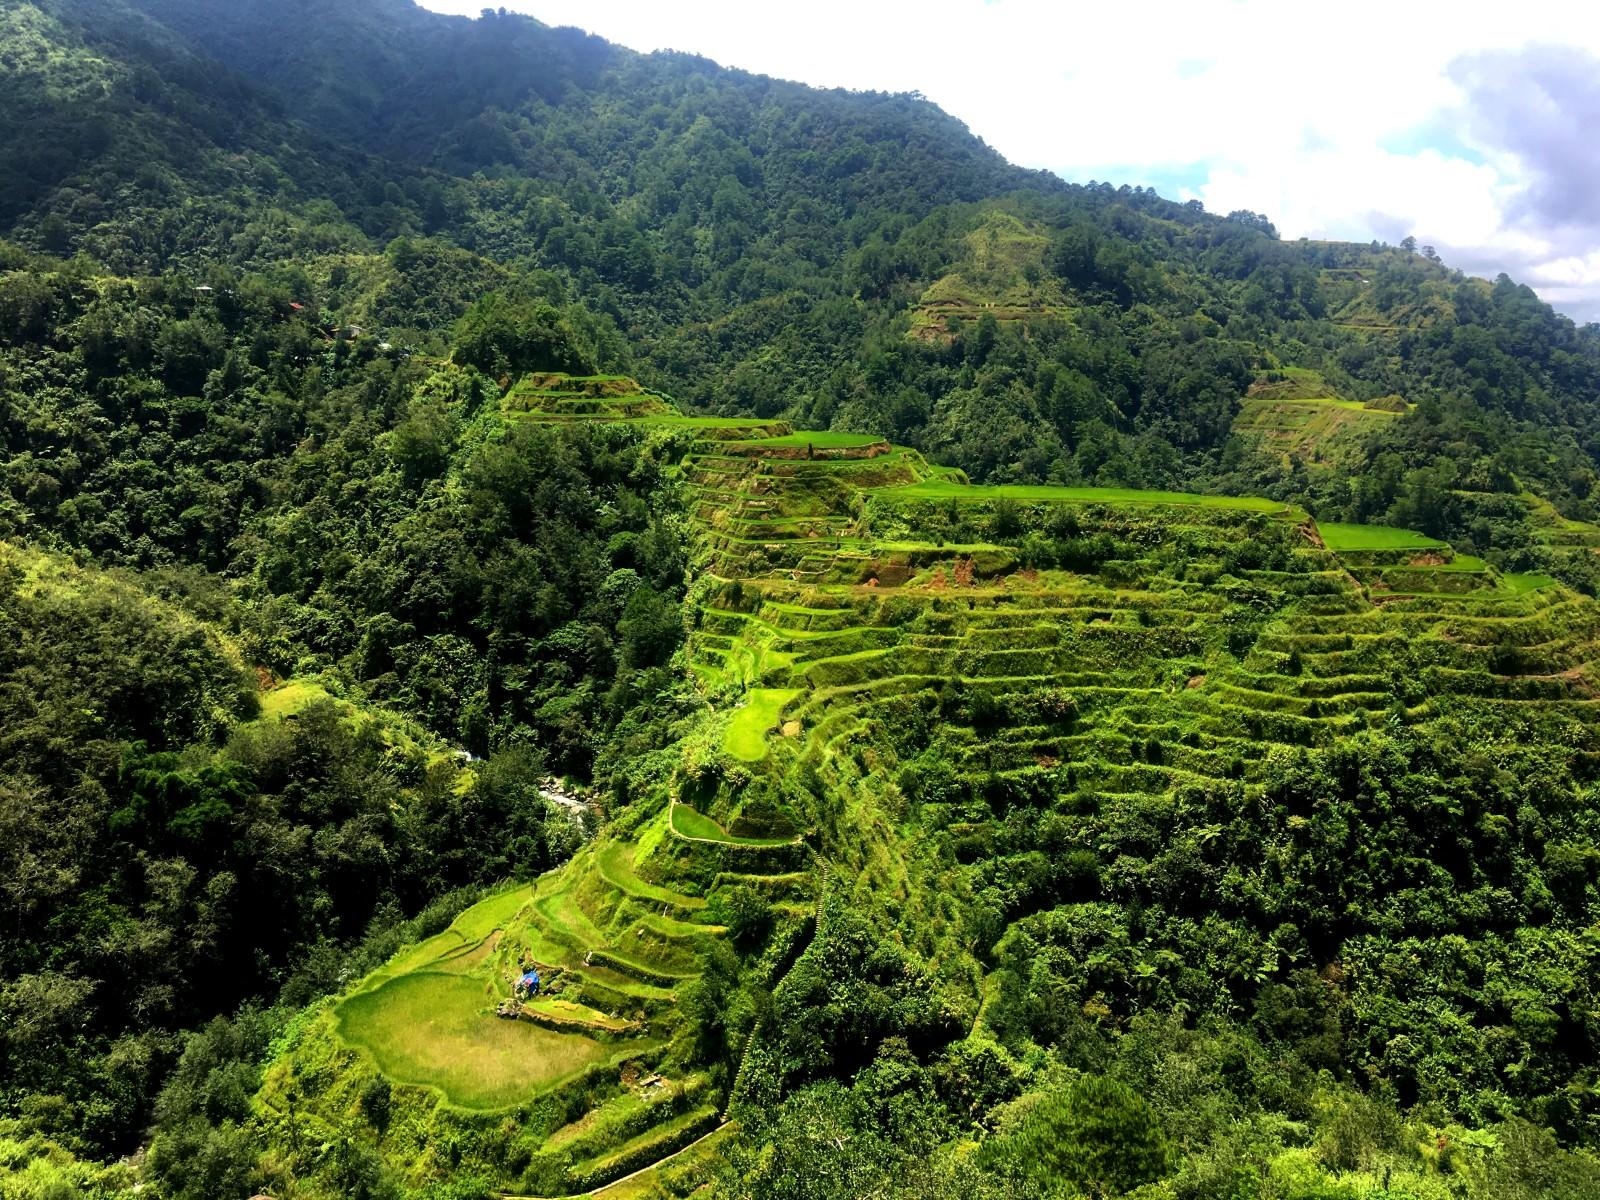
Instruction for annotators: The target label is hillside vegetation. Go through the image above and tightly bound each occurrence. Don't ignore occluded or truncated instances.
[49,373,1594,1200]
[3,2,1600,1198]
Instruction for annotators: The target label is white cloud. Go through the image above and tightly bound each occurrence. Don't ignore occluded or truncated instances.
[417,0,1600,321]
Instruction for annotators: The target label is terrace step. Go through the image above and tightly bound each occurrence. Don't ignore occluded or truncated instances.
[561,1107,726,1194]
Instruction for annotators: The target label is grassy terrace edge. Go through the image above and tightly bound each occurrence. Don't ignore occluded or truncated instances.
[868,477,1304,515]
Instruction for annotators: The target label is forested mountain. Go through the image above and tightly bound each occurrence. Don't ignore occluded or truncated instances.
[12,0,1600,573]
[4,2,1600,1198]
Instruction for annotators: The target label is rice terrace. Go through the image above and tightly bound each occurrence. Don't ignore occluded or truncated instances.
[234,372,1600,1197]
[8,5,1600,1195]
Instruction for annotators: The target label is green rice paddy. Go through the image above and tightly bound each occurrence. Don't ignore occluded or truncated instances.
[730,430,884,450]
[1317,522,1446,551]
[670,802,797,846]
[722,687,800,760]
[1429,554,1489,572]
[1505,572,1559,593]
[872,479,1298,513]
[336,972,611,1109]
[647,414,787,429]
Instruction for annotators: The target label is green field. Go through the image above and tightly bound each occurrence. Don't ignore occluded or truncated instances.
[722,687,800,760]
[336,972,610,1109]
[1232,369,1405,469]
[1430,553,1489,572]
[1262,396,1370,412]
[907,212,1071,341]
[1317,522,1446,551]
[1245,366,1340,401]
[729,430,884,450]
[25,7,1600,1190]
[650,414,786,429]
[670,802,796,846]
[1504,572,1559,593]
[873,479,1296,513]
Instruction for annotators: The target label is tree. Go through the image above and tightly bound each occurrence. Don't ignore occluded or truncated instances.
[360,1076,393,1135]
[981,1075,1172,1197]
[617,585,682,669]
[389,396,460,487]
[709,885,774,949]
[156,318,225,394]
[451,292,596,378]
[1226,209,1279,238]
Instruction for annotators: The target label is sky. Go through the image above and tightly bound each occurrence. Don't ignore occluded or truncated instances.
[418,0,1600,323]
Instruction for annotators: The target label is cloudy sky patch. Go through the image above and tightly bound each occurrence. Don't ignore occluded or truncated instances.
[419,0,1600,322]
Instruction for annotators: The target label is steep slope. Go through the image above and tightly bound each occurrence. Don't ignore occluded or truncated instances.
[124,0,612,157]
[123,0,1041,198]
[0,536,576,1164]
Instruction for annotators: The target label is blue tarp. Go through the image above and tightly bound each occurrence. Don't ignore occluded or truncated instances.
[518,970,540,994]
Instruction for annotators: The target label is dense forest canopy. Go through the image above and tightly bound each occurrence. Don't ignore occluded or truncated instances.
[3,1,1600,1198]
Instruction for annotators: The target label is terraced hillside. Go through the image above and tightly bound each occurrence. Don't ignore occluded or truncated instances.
[1231,367,1408,469]
[907,210,1072,343]
[259,782,809,1197]
[261,375,1600,1198]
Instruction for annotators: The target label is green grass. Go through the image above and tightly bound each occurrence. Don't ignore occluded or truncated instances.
[1428,554,1489,572]
[572,1105,721,1184]
[1247,366,1337,401]
[872,479,1296,514]
[731,430,884,450]
[1264,396,1370,412]
[652,414,788,430]
[335,971,610,1109]
[596,843,706,910]
[372,883,531,981]
[1231,386,1403,470]
[1505,572,1559,593]
[583,1124,738,1199]
[1317,522,1445,551]
[448,883,534,943]
[521,996,635,1032]
[670,802,796,847]
[590,1176,668,1200]
[302,379,1600,1183]
[908,212,1068,330]
[722,687,801,761]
